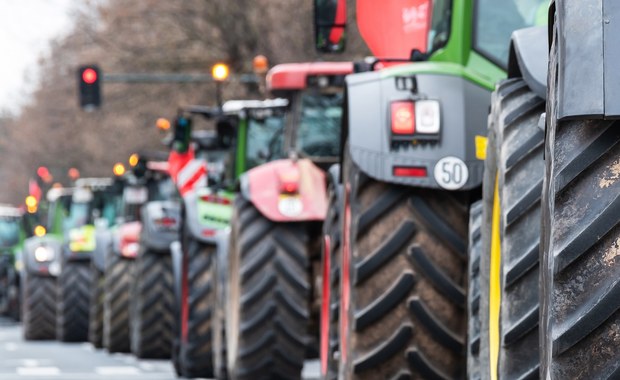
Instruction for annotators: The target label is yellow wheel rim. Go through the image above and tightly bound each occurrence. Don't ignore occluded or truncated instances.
[489,173,501,380]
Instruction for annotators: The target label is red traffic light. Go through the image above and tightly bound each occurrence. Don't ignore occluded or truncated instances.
[82,68,98,84]
[37,166,49,178]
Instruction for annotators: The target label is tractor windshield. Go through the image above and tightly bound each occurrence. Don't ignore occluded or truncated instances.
[147,177,178,201]
[246,115,285,169]
[68,202,91,228]
[296,92,343,157]
[474,0,548,66]
[0,218,20,248]
[427,0,452,53]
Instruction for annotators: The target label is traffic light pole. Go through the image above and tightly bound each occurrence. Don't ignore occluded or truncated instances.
[102,73,258,84]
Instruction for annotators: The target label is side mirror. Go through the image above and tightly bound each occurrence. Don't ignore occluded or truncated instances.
[216,118,237,149]
[173,116,192,153]
[314,0,347,53]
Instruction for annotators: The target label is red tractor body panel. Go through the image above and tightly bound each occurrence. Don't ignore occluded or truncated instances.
[357,0,431,58]
[245,158,328,222]
[267,62,354,91]
[118,221,142,258]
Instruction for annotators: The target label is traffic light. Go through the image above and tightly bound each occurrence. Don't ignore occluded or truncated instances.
[78,65,101,110]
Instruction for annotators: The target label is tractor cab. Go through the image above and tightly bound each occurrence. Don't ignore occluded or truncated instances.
[64,178,115,256]
[267,62,352,169]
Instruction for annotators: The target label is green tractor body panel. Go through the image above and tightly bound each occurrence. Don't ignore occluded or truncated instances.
[68,225,96,253]
[234,117,249,179]
[195,188,234,230]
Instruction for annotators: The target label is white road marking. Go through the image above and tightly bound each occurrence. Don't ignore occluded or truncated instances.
[4,342,17,351]
[138,362,154,371]
[21,359,39,367]
[16,367,61,376]
[95,366,141,375]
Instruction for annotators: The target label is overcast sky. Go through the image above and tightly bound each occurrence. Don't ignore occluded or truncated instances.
[0,0,74,114]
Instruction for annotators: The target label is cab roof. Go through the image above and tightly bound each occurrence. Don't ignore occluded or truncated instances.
[222,98,288,114]
[266,62,353,91]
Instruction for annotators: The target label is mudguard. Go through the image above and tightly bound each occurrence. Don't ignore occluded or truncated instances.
[182,189,233,244]
[552,0,620,119]
[140,200,181,252]
[508,26,548,100]
[93,228,113,272]
[22,236,63,277]
[170,241,183,315]
[240,158,328,222]
[213,229,230,320]
[346,69,490,190]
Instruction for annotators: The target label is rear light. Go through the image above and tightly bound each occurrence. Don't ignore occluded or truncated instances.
[280,181,299,194]
[121,242,139,258]
[279,166,301,195]
[393,166,427,177]
[202,229,217,237]
[390,100,440,137]
[415,100,440,134]
[391,101,415,134]
[155,217,177,227]
[200,194,231,205]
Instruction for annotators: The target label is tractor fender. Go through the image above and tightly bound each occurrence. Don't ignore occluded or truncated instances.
[214,229,230,312]
[170,240,183,315]
[182,192,231,245]
[346,70,490,190]
[240,158,328,222]
[22,236,63,277]
[552,0,620,119]
[508,26,548,99]
[140,200,181,252]
[93,228,112,272]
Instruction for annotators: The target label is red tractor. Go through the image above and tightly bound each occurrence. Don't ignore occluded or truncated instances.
[218,62,352,379]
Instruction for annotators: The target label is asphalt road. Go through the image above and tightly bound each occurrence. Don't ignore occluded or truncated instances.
[0,317,320,380]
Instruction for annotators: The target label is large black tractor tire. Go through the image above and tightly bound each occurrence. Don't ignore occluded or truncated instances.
[540,27,620,379]
[339,144,469,379]
[471,78,545,379]
[57,260,91,342]
[174,236,215,378]
[467,201,483,380]
[103,249,133,353]
[0,264,21,322]
[226,197,314,380]
[130,248,174,359]
[22,271,56,340]
[89,264,104,348]
[320,177,342,380]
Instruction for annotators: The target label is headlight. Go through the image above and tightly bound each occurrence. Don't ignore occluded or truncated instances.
[278,196,303,217]
[34,246,55,262]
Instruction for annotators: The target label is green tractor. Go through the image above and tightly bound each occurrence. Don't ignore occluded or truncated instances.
[165,99,289,379]
[88,170,128,348]
[21,187,72,340]
[473,1,620,378]
[0,205,25,321]
[313,0,546,378]
[57,179,114,342]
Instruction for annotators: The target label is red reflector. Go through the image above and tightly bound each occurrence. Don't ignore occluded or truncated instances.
[391,101,415,134]
[156,217,176,227]
[202,229,216,237]
[82,68,97,84]
[393,166,427,177]
[281,182,299,194]
[200,195,231,205]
